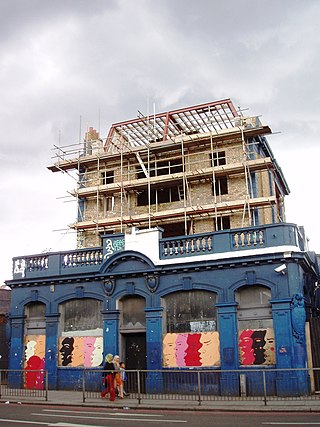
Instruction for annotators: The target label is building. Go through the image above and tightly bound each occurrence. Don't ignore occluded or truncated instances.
[6,99,320,395]
[0,287,11,370]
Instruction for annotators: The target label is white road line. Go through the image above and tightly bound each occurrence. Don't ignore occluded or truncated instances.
[0,419,48,425]
[42,408,163,417]
[33,412,187,423]
[262,423,320,425]
[48,424,111,427]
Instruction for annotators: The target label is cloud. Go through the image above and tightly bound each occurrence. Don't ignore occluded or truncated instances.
[1,0,320,285]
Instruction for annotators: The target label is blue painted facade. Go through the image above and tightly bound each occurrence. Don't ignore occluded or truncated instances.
[6,224,320,395]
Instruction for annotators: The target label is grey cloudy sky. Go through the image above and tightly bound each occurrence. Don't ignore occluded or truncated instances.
[1,0,320,286]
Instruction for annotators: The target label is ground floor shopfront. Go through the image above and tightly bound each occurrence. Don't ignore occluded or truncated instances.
[6,227,320,395]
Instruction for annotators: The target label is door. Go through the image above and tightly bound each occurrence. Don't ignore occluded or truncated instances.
[124,333,146,393]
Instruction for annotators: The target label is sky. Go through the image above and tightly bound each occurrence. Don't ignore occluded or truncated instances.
[1,0,320,287]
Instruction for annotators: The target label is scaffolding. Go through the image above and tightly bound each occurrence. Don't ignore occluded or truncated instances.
[49,99,289,247]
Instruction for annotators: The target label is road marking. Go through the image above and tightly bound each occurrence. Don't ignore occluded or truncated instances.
[43,408,163,417]
[48,424,111,427]
[262,423,320,425]
[33,412,187,423]
[0,419,48,425]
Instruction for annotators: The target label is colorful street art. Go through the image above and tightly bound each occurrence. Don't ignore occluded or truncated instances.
[239,328,275,365]
[58,336,103,367]
[162,331,220,367]
[24,335,46,389]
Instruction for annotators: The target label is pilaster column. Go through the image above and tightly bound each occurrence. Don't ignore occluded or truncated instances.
[45,313,60,389]
[102,310,120,357]
[216,302,238,369]
[8,315,25,387]
[145,307,163,370]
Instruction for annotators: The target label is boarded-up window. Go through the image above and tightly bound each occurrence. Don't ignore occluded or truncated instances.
[25,302,46,335]
[236,286,275,365]
[120,295,146,329]
[163,290,217,333]
[61,298,102,333]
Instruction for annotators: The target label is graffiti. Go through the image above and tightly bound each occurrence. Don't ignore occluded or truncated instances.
[14,259,26,277]
[113,238,125,251]
[239,328,275,365]
[24,335,45,389]
[58,336,103,367]
[162,332,220,367]
[104,238,125,260]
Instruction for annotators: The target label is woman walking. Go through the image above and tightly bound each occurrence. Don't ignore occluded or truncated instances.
[101,353,116,401]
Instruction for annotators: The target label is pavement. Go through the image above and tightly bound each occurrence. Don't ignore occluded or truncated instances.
[1,390,320,412]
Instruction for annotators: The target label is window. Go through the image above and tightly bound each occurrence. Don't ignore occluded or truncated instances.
[137,186,181,206]
[25,302,46,335]
[210,151,226,167]
[137,159,183,179]
[119,295,146,330]
[60,298,102,333]
[58,298,103,368]
[212,176,228,196]
[101,171,114,185]
[236,286,275,366]
[163,290,217,333]
[102,195,115,213]
[214,216,230,231]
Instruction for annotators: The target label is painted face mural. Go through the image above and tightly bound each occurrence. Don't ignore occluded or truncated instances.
[199,332,220,366]
[91,336,103,367]
[24,335,46,390]
[163,332,220,367]
[25,339,37,361]
[251,330,266,365]
[185,333,202,366]
[59,337,74,366]
[265,328,276,365]
[162,333,178,367]
[239,330,255,365]
[72,337,84,367]
[175,333,188,366]
[58,335,103,367]
[83,337,96,367]
[239,329,275,365]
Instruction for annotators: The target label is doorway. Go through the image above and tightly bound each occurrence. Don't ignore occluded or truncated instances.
[124,333,146,371]
[123,333,146,393]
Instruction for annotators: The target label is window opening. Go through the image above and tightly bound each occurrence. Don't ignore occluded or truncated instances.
[163,290,217,333]
[212,176,228,196]
[101,171,114,185]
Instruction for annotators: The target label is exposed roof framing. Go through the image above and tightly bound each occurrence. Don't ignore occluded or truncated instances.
[106,99,238,150]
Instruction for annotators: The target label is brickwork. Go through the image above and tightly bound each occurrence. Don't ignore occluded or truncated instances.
[66,118,285,247]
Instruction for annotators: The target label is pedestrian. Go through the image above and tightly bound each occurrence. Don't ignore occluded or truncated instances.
[113,355,123,398]
[120,361,130,397]
[101,353,115,401]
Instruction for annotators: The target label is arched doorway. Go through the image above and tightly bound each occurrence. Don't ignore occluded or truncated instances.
[119,295,146,371]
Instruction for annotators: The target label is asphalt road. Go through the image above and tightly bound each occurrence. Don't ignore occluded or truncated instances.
[1,404,320,426]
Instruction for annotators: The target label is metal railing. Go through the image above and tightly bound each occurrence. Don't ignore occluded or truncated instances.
[83,368,320,406]
[0,369,48,401]
[2,368,320,406]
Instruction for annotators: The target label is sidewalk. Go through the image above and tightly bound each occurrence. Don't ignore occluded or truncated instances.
[1,390,320,412]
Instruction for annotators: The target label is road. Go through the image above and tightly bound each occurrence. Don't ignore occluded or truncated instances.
[1,404,320,426]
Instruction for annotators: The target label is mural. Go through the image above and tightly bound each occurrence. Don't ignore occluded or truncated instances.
[24,335,46,389]
[58,336,103,367]
[239,328,275,365]
[162,331,220,367]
